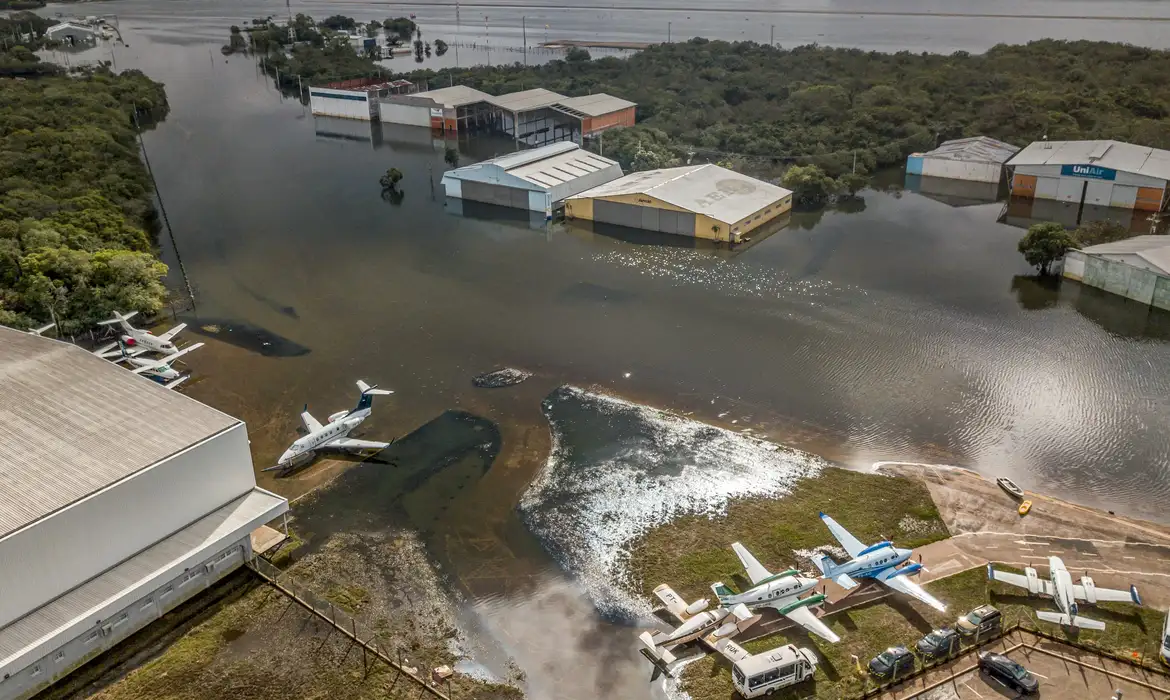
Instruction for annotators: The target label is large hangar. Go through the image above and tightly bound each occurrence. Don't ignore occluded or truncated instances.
[441,142,623,215]
[1006,139,1170,212]
[565,164,792,243]
[0,327,288,700]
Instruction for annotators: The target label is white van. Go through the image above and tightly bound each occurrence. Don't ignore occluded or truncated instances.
[731,644,818,698]
[1160,607,1170,666]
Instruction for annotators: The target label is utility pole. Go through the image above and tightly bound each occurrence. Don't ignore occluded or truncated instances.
[522,15,527,65]
[667,21,671,43]
[454,0,460,66]
[852,150,857,174]
[770,24,775,46]
[484,15,489,66]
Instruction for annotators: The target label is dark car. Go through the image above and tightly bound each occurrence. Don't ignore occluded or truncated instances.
[868,646,915,680]
[916,627,960,659]
[957,604,1002,638]
[978,652,1040,694]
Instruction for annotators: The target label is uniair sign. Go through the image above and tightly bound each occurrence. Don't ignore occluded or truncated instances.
[1060,164,1117,181]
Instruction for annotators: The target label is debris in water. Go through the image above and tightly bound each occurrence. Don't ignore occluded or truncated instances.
[472,367,532,388]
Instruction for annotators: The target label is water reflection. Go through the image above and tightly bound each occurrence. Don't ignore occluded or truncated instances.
[904,174,1004,207]
[1000,196,1166,234]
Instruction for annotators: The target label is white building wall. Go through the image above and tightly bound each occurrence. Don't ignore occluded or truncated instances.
[1098,252,1167,274]
[921,158,1002,183]
[441,176,462,199]
[0,424,254,628]
[1063,250,1086,281]
[309,89,372,120]
[527,190,549,214]
[379,102,431,127]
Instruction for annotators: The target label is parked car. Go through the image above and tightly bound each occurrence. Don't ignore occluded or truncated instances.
[868,646,915,681]
[916,627,959,659]
[957,604,1002,638]
[978,651,1040,694]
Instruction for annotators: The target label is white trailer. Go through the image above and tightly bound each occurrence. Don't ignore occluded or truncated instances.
[730,643,818,698]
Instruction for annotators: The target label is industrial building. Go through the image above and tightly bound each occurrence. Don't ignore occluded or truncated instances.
[906,136,1019,183]
[378,85,636,145]
[0,328,288,700]
[565,164,793,242]
[308,77,415,120]
[1006,140,1170,212]
[440,142,623,215]
[1063,235,1170,310]
[45,22,96,46]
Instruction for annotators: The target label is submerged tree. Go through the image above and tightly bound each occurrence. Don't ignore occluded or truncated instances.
[444,148,459,168]
[434,39,448,56]
[782,164,837,205]
[1018,222,1076,275]
[379,167,403,191]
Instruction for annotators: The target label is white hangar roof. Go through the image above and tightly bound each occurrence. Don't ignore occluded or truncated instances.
[0,327,238,538]
[918,136,1019,164]
[444,142,621,191]
[1008,140,1170,181]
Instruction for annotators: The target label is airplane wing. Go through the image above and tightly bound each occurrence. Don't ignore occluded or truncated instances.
[300,411,324,433]
[326,437,389,451]
[818,513,867,558]
[93,342,119,358]
[652,584,695,621]
[776,603,840,643]
[1073,583,1141,605]
[710,637,751,664]
[162,375,189,390]
[989,567,1055,597]
[131,342,204,373]
[875,568,947,612]
[158,322,187,341]
[731,542,773,586]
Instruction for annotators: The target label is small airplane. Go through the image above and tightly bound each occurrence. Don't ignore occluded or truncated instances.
[711,542,839,643]
[638,583,760,680]
[93,311,187,359]
[266,380,394,472]
[27,322,56,336]
[987,557,1141,630]
[810,512,947,613]
[121,341,203,389]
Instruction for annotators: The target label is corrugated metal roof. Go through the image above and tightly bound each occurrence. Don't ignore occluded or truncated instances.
[1008,140,1170,181]
[570,164,793,225]
[482,141,579,171]
[1079,234,1170,254]
[918,136,1019,164]
[411,85,493,108]
[1137,247,1170,275]
[0,488,286,666]
[508,148,620,189]
[555,93,636,117]
[0,328,238,538]
[484,88,566,113]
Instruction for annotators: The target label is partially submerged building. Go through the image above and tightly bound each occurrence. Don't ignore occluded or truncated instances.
[45,22,96,47]
[1007,140,1170,212]
[440,142,623,215]
[906,136,1019,183]
[1063,235,1170,310]
[565,164,793,243]
[308,78,415,120]
[0,328,288,700]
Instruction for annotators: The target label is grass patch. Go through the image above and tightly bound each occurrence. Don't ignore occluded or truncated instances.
[266,528,304,568]
[627,467,948,602]
[328,584,370,614]
[675,566,1163,700]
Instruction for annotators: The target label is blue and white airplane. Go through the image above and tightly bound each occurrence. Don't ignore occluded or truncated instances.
[266,380,394,473]
[810,512,947,612]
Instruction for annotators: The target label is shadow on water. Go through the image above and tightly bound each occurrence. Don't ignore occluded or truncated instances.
[180,315,310,356]
[1011,275,1170,340]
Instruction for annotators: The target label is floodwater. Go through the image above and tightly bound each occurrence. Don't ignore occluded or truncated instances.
[44,6,1170,699]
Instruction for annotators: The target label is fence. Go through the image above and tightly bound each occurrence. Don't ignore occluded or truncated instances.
[246,556,452,700]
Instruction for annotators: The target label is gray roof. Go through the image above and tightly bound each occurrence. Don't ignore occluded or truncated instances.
[1080,234,1170,275]
[918,136,1019,165]
[46,22,95,36]
[1008,140,1170,181]
[554,93,636,117]
[0,328,238,538]
[485,88,566,113]
[569,164,793,225]
[411,85,493,108]
[444,142,620,190]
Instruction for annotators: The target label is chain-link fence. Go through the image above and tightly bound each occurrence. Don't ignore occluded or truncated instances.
[247,556,452,700]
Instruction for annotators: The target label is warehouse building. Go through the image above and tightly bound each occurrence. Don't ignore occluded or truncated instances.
[379,85,494,131]
[441,142,623,215]
[565,164,793,243]
[1006,140,1170,212]
[309,78,415,120]
[906,136,1019,183]
[46,22,96,46]
[1063,235,1170,310]
[0,328,288,700]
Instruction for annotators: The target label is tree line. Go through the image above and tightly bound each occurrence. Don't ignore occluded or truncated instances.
[0,36,171,333]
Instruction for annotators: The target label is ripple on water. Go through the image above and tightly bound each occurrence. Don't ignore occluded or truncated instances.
[518,387,829,619]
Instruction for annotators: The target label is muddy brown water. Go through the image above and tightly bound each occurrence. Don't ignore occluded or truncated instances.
[44,9,1170,699]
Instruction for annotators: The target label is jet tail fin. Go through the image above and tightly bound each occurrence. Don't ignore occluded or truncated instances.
[710,582,735,605]
[637,631,677,665]
[1037,610,1106,630]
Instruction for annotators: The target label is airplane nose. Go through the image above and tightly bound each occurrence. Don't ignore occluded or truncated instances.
[278,449,296,465]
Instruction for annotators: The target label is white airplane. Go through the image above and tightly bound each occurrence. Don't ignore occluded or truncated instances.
[711,542,839,643]
[28,322,55,336]
[93,311,187,359]
[810,512,947,613]
[987,557,1142,630]
[121,341,204,390]
[638,583,761,680]
[266,380,394,472]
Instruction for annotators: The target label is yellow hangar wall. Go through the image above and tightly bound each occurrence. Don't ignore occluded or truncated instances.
[566,192,793,242]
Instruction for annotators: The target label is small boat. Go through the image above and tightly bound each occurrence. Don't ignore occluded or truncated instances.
[1018,500,1033,516]
[996,477,1024,499]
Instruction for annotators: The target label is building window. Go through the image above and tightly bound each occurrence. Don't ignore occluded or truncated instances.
[31,666,42,677]
[765,208,771,215]
[85,631,100,645]
[141,598,153,611]
[55,651,65,663]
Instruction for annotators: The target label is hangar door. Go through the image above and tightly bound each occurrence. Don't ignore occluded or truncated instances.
[594,200,696,236]
[461,181,532,210]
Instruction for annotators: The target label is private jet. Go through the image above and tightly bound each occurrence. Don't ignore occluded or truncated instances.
[638,583,760,680]
[811,512,947,612]
[93,311,187,359]
[266,380,394,472]
[988,557,1141,630]
[711,542,839,643]
[121,341,204,389]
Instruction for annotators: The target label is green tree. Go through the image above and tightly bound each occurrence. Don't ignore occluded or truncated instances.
[365,21,380,38]
[379,168,404,191]
[1018,222,1076,275]
[782,164,837,205]
[434,39,448,56]
[383,17,416,41]
[1072,220,1131,247]
[566,47,592,63]
[443,148,459,168]
[836,172,870,196]
[321,15,357,31]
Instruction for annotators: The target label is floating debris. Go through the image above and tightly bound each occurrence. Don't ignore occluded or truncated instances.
[472,367,532,388]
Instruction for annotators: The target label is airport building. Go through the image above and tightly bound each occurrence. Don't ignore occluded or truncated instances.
[906,136,1019,184]
[45,22,96,46]
[1063,235,1170,311]
[0,328,288,700]
[1006,140,1170,212]
[441,142,622,215]
[308,77,416,120]
[565,164,793,243]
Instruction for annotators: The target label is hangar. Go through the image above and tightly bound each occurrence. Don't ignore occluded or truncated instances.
[906,136,1019,184]
[441,142,623,215]
[565,164,793,243]
[0,328,288,700]
[1006,140,1170,212]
